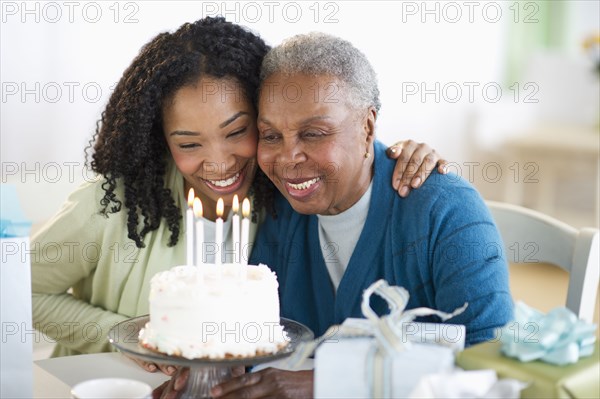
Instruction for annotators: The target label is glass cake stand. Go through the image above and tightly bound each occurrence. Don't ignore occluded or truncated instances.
[108,315,314,398]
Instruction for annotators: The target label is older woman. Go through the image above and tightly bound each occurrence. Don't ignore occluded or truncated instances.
[207,32,513,398]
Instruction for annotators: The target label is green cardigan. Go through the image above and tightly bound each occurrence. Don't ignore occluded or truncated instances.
[31,161,259,357]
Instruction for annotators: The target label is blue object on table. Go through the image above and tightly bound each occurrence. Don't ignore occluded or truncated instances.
[0,184,31,237]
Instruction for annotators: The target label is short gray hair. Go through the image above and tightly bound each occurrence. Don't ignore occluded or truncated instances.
[260,32,381,112]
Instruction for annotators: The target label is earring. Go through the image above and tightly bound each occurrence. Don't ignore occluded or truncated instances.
[364,151,370,158]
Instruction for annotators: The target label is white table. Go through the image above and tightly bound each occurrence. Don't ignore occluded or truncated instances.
[33,352,313,397]
[34,353,170,398]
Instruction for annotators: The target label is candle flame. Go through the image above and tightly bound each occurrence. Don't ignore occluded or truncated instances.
[216,198,224,218]
[232,194,239,213]
[193,198,203,218]
[187,188,195,207]
[242,198,250,218]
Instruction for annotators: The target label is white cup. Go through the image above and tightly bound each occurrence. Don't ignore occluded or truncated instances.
[71,378,152,399]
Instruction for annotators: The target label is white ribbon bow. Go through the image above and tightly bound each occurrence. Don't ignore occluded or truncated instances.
[284,280,468,397]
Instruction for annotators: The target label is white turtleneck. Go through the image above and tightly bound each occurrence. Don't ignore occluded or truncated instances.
[317,182,373,292]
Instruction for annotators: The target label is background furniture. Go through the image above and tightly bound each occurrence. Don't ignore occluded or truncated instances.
[501,126,599,228]
[487,200,600,323]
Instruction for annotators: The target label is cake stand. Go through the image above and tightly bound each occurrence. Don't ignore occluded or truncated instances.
[108,315,314,398]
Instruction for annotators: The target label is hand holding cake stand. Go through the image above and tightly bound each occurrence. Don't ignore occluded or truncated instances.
[108,315,313,398]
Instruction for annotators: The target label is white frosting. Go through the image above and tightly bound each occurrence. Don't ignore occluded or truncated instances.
[139,264,288,359]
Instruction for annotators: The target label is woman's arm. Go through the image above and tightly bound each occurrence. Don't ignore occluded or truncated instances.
[387,140,449,197]
[30,180,125,354]
[32,292,127,354]
[426,182,514,345]
[32,180,181,374]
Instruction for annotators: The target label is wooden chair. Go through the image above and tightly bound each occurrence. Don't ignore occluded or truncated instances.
[486,201,599,323]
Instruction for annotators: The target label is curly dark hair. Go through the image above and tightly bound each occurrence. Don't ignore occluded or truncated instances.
[86,17,276,248]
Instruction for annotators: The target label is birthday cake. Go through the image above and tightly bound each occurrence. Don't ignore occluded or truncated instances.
[138,263,289,359]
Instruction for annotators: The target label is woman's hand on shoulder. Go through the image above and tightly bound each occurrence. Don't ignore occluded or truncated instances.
[386,140,449,197]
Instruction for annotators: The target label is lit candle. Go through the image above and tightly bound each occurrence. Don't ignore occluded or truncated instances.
[215,198,224,267]
[232,195,240,264]
[240,198,250,272]
[193,198,203,265]
[186,188,195,266]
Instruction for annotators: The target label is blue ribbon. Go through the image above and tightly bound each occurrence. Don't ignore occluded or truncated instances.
[500,302,597,366]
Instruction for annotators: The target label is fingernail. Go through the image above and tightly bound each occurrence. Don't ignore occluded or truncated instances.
[400,186,409,197]
[148,364,156,372]
[174,374,187,391]
[442,165,448,174]
[167,366,176,374]
[412,177,421,188]
[393,179,400,190]
[390,147,397,153]
[211,386,222,397]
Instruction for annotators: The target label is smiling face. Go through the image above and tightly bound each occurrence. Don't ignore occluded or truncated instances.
[257,73,376,215]
[163,77,258,220]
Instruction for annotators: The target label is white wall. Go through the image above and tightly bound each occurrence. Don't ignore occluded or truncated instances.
[1,1,598,224]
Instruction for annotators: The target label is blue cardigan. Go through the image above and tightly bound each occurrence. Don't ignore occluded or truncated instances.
[250,140,513,346]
